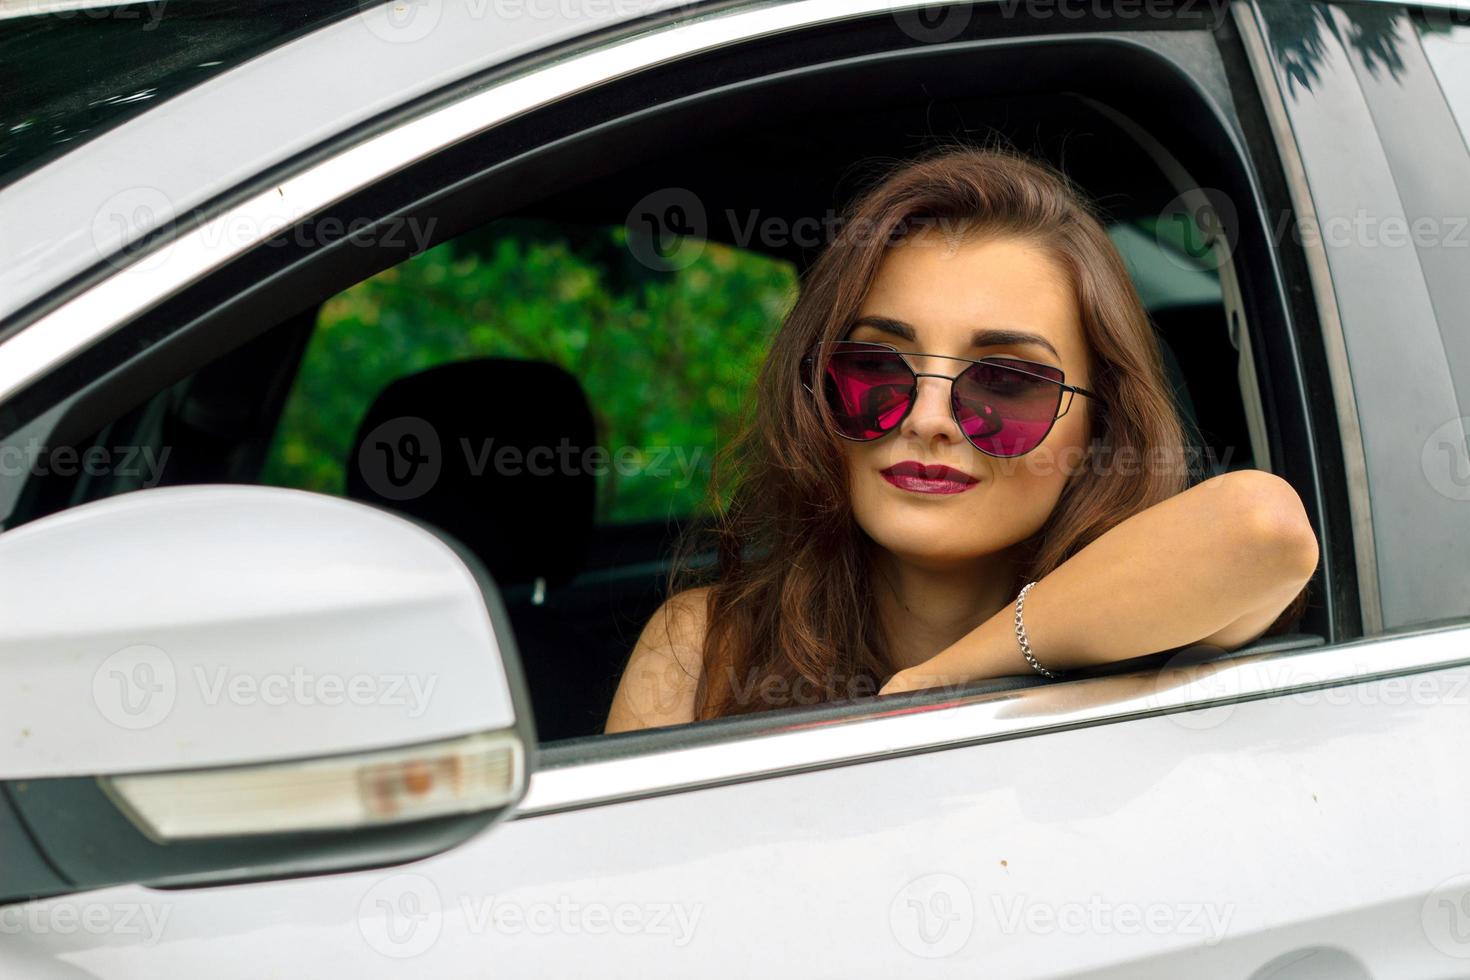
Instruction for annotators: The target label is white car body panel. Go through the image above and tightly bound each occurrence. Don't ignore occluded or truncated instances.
[0,485,516,779]
[3,658,1468,976]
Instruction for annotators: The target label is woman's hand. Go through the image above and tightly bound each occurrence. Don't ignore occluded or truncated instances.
[890,469,1319,693]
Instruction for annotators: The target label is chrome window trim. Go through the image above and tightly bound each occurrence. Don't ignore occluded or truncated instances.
[1233,1,1382,635]
[0,0,996,408]
[517,621,1470,817]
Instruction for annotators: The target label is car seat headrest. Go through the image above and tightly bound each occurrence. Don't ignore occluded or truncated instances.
[345,358,596,591]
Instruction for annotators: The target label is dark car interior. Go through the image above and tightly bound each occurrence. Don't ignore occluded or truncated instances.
[5,17,1333,744]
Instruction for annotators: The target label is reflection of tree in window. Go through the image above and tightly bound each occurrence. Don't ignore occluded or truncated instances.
[260,219,796,525]
[1266,0,1409,95]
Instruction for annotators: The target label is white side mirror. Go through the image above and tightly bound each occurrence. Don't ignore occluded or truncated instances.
[0,485,533,902]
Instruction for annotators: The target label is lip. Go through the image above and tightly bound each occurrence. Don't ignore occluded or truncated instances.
[879,460,980,495]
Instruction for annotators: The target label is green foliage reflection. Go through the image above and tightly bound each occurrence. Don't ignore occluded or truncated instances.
[260,219,797,524]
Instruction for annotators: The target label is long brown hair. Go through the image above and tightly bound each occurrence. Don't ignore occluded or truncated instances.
[672,145,1305,720]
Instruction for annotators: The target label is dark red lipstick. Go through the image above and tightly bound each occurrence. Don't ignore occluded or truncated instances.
[880,460,980,495]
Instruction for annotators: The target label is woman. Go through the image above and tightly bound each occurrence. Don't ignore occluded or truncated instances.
[605,146,1318,733]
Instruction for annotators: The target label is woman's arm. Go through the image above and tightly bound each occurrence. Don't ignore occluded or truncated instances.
[604,587,710,732]
[879,468,1320,695]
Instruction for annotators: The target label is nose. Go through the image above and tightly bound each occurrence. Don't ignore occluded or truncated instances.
[899,374,964,447]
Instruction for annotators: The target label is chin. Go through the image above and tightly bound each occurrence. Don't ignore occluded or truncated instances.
[861,517,1001,567]
[857,488,1043,566]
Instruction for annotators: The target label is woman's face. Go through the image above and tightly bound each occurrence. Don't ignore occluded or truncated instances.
[841,230,1094,570]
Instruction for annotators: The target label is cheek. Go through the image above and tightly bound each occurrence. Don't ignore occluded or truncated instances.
[980,457,1070,539]
[1002,410,1091,484]
[968,412,1091,534]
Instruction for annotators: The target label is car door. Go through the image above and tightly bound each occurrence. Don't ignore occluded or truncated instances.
[3,1,1470,977]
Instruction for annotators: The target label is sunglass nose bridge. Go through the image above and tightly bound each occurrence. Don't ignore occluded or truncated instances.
[900,348,966,380]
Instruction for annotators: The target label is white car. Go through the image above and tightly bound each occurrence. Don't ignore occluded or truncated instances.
[1,0,1469,976]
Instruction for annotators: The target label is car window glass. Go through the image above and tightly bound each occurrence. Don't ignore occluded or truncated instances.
[260,217,796,526]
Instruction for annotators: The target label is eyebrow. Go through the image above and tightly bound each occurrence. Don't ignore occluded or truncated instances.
[850,315,1061,361]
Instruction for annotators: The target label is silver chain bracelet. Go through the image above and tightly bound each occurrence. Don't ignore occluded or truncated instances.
[1014,580,1062,680]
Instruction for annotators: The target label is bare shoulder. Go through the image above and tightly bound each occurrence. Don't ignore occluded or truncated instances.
[603,586,713,733]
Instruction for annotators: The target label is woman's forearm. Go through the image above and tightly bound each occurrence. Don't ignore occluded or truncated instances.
[882,469,1320,694]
